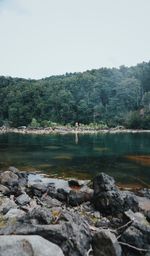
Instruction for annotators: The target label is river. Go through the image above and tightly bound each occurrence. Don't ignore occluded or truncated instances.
[0,133,150,187]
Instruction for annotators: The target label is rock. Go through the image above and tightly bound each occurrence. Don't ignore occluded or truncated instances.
[95,217,110,228]
[138,188,150,199]
[56,188,68,202]
[24,207,52,225]
[30,183,49,197]
[92,229,122,256]
[4,208,26,219]
[0,235,64,256]
[93,173,138,215]
[0,197,17,214]
[93,173,124,215]
[68,190,86,206]
[136,195,150,212]
[93,211,101,219]
[68,179,81,188]
[146,211,150,222]
[16,193,31,205]
[94,189,125,215]
[121,210,150,253]
[0,211,91,256]
[123,191,139,212]
[41,195,62,208]
[93,172,115,193]
[18,174,28,187]
[29,199,38,209]
[9,166,20,174]
[0,185,10,195]
[68,189,93,206]
[0,171,18,186]
[125,209,149,225]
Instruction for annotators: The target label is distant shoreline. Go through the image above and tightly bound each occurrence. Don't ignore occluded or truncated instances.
[1,127,150,135]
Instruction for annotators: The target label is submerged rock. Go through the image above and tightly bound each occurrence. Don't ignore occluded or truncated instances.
[0,235,64,256]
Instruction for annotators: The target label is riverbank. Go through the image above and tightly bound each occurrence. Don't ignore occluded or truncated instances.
[0,167,150,255]
[1,126,150,135]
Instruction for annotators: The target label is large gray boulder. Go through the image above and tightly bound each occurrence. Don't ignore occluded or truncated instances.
[0,171,18,186]
[93,229,122,256]
[93,173,138,215]
[93,173,124,215]
[0,235,64,256]
[121,210,150,255]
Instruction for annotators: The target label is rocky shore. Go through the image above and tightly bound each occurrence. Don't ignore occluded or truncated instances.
[0,167,150,256]
[0,126,150,135]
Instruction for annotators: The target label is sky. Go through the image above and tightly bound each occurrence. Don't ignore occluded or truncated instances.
[0,0,150,79]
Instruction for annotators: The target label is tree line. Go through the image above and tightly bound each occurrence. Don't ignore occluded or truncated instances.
[0,61,150,129]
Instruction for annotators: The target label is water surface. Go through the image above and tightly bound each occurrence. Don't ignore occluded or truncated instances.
[0,133,150,187]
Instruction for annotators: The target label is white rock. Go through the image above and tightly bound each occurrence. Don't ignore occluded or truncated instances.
[0,235,64,256]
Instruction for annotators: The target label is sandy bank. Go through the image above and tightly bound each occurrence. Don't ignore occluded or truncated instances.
[1,127,150,135]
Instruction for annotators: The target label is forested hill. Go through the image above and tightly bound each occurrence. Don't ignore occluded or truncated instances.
[0,61,150,129]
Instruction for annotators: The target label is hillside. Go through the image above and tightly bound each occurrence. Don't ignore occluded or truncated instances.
[0,61,150,129]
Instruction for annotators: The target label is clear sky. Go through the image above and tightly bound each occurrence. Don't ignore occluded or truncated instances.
[0,0,150,79]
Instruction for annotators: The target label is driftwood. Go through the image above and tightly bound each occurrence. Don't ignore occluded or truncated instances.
[119,241,150,253]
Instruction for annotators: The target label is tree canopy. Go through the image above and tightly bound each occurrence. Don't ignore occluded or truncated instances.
[0,61,150,129]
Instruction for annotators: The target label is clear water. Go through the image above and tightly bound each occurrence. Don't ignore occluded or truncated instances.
[0,133,150,187]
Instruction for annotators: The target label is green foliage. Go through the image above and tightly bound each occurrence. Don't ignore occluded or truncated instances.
[0,61,150,129]
[125,111,142,129]
[29,118,40,128]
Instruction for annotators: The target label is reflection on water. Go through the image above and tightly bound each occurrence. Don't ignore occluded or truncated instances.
[0,133,150,187]
[93,147,109,152]
[53,154,73,160]
[126,155,150,167]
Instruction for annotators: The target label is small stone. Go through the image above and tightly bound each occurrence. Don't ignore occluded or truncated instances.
[4,208,26,220]
[93,211,101,219]
[16,193,31,205]
[0,197,17,214]
[42,195,62,207]
[0,185,10,195]
[26,207,52,224]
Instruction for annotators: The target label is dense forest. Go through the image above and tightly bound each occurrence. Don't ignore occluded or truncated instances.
[0,61,150,129]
